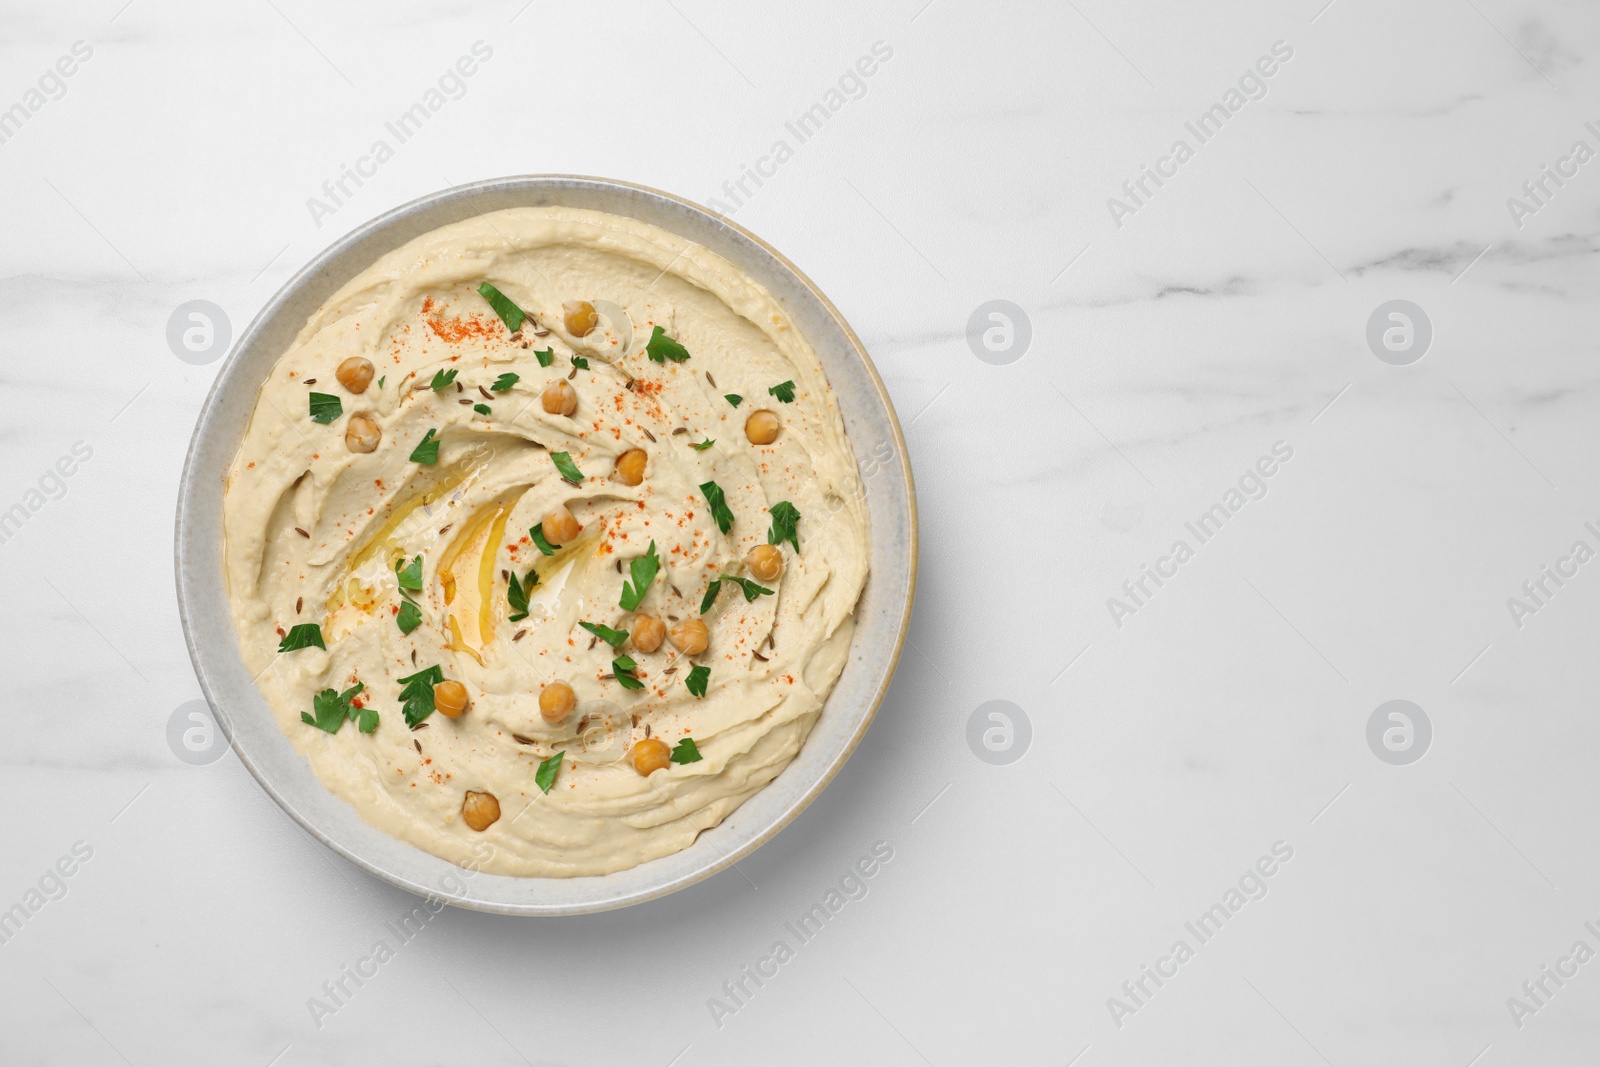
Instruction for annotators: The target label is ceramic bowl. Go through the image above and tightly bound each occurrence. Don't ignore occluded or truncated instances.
[175,176,917,914]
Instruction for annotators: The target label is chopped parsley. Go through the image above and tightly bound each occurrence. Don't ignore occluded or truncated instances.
[397,664,443,727]
[430,368,458,391]
[571,355,589,370]
[395,555,423,592]
[671,737,703,764]
[410,428,440,464]
[700,575,774,614]
[308,392,342,424]
[534,348,554,368]
[613,655,645,690]
[278,623,325,653]
[699,480,735,534]
[691,439,715,451]
[685,665,709,699]
[300,682,367,734]
[535,751,563,793]
[477,281,527,333]
[551,451,584,484]
[725,394,742,407]
[618,541,658,612]
[474,403,491,416]
[529,523,558,556]
[396,599,422,635]
[769,380,796,403]
[507,569,537,622]
[491,372,519,392]
[646,326,691,363]
[580,621,631,648]
[377,375,386,389]
[767,501,800,552]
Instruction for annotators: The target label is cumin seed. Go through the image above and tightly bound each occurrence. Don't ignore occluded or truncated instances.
[672,427,688,435]
[295,596,303,613]
[512,733,535,745]
[706,371,717,387]
[295,527,310,538]
[479,386,493,399]
[513,629,527,641]
[304,378,317,385]
[642,428,657,442]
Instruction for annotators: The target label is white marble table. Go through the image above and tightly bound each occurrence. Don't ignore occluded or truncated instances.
[3,0,1598,1062]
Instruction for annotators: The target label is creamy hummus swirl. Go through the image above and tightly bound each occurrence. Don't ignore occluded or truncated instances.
[223,207,869,877]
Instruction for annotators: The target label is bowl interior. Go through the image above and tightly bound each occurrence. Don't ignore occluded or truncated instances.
[175,176,916,915]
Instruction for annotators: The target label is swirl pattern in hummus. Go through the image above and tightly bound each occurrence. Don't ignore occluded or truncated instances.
[223,207,869,877]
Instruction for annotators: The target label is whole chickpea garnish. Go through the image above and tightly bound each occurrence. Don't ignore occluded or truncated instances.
[564,300,598,337]
[434,680,469,718]
[615,448,647,486]
[542,504,582,545]
[630,738,671,776]
[746,544,783,583]
[461,790,500,831]
[540,681,576,724]
[669,618,708,656]
[745,410,780,445]
[335,357,375,393]
[542,379,577,416]
[631,614,666,653]
[345,413,381,454]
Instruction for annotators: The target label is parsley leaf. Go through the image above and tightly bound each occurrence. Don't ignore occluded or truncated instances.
[507,569,536,622]
[535,751,563,793]
[646,326,691,363]
[308,392,342,424]
[534,348,554,368]
[491,372,519,392]
[397,665,443,727]
[619,541,658,612]
[767,501,800,552]
[699,480,735,534]
[613,655,645,690]
[356,704,379,734]
[580,621,631,648]
[395,555,423,592]
[571,355,589,370]
[685,665,709,699]
[410,428,440,464]
[430,368,458,391]
[725,394,742,407]
[396,599,422,634]
[700,575,773,614]
[769,380,796,403]
[691,439,714,451]
[477,281,527,333]
[473,403,491,416]
[529,523,558,556]
[377,375,386,389]
[551,451,584,484]
[278,623,325,652]
[300,682,365,734]
[671,737,703,763]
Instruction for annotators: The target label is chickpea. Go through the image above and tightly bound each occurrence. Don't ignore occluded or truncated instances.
[345,413,382,454]
[542,379,578,416]
[669,617,709,656]
[461,790,500,831]
[335,356,375,393]
[630,737,671,776]
[746,543,783,582]
[615,448,647,486]
[745,409,780,445]
[564,300,598,337]
[540,681,576,724]
[434,680,469,718]
[542,504,582,545]
[631,614,666,653]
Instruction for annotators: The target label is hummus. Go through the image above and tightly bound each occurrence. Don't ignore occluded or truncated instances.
[223,206,869,877]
